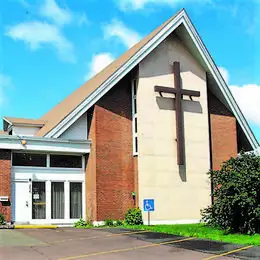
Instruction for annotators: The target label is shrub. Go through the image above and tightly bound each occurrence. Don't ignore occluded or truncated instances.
[116,220,124,226]
[74,218,93,228]
[104,219,114,227]
[0,213,5,225]
[201,151,260,234]
[125,208,143,225]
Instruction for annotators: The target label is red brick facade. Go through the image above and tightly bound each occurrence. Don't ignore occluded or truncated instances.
[86,73,138,221]
[208,91,238,170]
[0,150,11,222]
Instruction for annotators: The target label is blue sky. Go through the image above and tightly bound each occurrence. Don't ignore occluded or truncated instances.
[0,0,260,143]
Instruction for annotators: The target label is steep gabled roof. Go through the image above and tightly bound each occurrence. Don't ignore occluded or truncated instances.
[5,9,258,149]
[35,9,183,137]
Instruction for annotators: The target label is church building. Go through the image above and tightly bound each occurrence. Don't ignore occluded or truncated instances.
[0,9,258,225]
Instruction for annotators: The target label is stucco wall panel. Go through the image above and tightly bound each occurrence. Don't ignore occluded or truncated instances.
[137,34,211,221]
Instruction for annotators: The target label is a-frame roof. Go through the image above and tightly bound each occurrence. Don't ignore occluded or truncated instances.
[5,9,258,149]
[35,9,182,137]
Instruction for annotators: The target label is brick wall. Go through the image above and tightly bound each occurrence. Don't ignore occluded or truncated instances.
[86,107,97,221]
[208,91,238,170]
[86,74,138,221]
[0,150,11,222]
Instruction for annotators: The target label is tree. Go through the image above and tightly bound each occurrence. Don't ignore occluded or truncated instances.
[201,151,260,234]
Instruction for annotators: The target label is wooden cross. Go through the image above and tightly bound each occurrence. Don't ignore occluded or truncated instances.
[154,61,200,165]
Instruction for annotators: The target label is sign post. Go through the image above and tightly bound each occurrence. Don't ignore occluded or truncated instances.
[143,199,154,226]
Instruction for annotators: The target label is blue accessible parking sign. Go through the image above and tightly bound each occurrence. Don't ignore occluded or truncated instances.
[143,199,154,212]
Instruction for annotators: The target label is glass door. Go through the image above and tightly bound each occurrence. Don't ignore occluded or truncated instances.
[32,182,46,219]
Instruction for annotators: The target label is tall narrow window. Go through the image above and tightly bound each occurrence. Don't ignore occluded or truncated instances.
[132,79,138,155]
[51,182,64,219]
[70,183,82,219]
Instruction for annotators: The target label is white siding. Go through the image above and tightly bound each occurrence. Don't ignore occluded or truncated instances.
[60,113,88,140]
[12,126,41,136]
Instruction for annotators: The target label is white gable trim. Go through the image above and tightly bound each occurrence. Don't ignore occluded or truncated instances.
[45,10,258,149]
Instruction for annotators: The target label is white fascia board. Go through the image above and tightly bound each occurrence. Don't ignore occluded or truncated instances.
[45,10,258,149]
[182,13,258,149]
[45,12,185,138]
[0,136,90,154]
[3,117,12,126]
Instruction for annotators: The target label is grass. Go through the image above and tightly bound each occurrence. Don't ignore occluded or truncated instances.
[123,224,260,246]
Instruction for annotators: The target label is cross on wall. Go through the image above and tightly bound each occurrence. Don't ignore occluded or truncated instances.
[154,61,201,165]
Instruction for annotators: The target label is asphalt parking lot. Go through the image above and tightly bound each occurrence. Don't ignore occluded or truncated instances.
[0,228,259,260]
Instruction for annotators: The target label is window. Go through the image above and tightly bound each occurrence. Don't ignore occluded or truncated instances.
[32,182,46,219]
[51,182,64,219]
[132,79,138,155]
[13,153,47,167]
[50,155,82,168]
[70,182,82,218]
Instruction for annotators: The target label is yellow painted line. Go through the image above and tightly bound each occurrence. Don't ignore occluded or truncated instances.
[106,230,150,237]
[15,225,57,229]
[202,245,253,260]
[58,237,195,260]
[51,230,149,244]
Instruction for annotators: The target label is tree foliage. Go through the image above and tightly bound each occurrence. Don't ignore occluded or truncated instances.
[201,151,260,234]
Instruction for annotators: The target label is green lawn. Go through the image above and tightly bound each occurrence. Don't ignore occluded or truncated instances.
[124,224,260,246]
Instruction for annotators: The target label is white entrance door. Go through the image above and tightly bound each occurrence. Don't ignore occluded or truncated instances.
[12,180,30,223]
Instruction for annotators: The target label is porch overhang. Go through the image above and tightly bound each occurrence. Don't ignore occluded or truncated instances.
[0,135,91,154]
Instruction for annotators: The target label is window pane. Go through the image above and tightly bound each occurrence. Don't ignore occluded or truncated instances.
[135,136,138,154]
[50,155,82,168]
[13,153,46,167]
[51,182,64,219]
[134,99,137,114]
[32,182,46,219]
[70,183,82,218]
[133,80,137,95]
[135,117,138,133]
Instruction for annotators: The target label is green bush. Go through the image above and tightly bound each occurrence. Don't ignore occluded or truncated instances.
[74,218,93,228]
[0,213,5,225]
[116,220,124,226]
[104,219,114,227]
[125,208,143,225]
[201,151,260,234]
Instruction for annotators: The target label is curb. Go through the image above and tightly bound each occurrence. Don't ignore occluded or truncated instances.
[14,225,58,229]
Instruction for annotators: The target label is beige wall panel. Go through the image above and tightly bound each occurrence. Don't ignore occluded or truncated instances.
[137,34,211,222]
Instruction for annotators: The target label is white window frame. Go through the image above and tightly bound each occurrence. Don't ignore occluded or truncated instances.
[12,151,85,170]
[131,79,138,156]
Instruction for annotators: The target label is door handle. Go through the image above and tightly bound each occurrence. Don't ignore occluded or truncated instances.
[26,201,29,207]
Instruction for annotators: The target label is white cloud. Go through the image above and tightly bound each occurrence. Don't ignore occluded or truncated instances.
[85,53,114,80]
[0,73,12,108]
[6,21,75,63]
[230,84,260,126]
[117,0,210,11]
[218,66,229,84]
[77,12,89,26]
[39,0,72,26]
[219,67,260,126]
[104,19,141,48]
[39,0,89,28]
